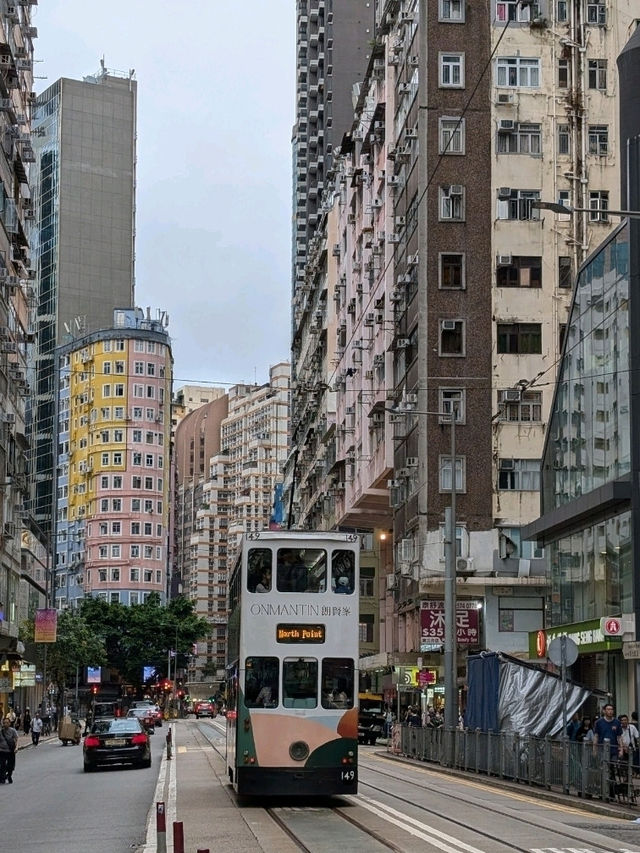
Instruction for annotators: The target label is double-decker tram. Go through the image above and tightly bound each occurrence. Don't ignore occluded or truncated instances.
[226,530,359,796]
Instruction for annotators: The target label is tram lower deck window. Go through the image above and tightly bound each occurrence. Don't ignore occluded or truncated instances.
[283,658,318,708]
[244,656,279,708]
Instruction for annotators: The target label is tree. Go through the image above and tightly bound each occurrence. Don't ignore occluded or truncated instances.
[80,595,210,687]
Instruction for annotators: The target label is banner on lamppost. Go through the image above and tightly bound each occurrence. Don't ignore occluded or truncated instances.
[34,608,58,643]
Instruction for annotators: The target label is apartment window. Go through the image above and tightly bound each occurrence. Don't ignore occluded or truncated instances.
[497,122,541,154]
[145,477,154,490]
[133,430,142,443]
[100,407,110,420]
[498,458,541,491]
[112,498,122,511]
[439,253,465,289]
[497,57,540,88]
[130,567,140,582]
[145,453,154,467]
[439,117,465,154]
[98,568,107,580]
[100,499,108,512]
[134,361,144,374]
[557,123,570,154]
[102,384,111,398]
[439,52,464,87]
[497,323,542,354]
[103,362,111,375]
[589,191,609,222]
[115,384,124,397]
[147,341,156,353]
[134,340,144,352]
[133,407,143,418]
[500,390,542,422]
[439,185,465,220]
[113,452,123,465]
[497,189,540,221]
[132,476,142,489]
[144,522,152,536]
[359,614,375,644]
[112,521,121,535]
[147,363,155,376]
[146,386,155,399]
[588,124,608,156]
[114,407,124,419]
[144,547,153,559]
[115,339,125,351]
[588,59,607,90]
[133,452,142,465]
[439,319,465,356]
[103,341,112,352]
[144,500,154,512]
[440,0,464,20]
[133,384,144,397]
[131,546,140,559]
[114,429,123,442]
[495,0,539,21]
[496,256,542,288]
[587,1,606,25]
[111,568,120,582]
[100,475,109,489]
[98,546,108,559]
[99,522,108,536]
[557,0,568,21]
[101,452,109,466]
[114,361,124,374]
[131,522,140,535]
[144,569,153,583]
[440,455,466,492]
[146,411,155,423]
[130,592,139,605]
[559,323,567,351]
[156,570,162,584]
[439,388,465,423]
[559,256,573,289]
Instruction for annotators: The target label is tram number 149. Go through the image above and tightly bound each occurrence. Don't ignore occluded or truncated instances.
[340,769,356,783]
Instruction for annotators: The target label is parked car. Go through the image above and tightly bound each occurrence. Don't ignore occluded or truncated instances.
[194,700,216,718]
[127,707,156,732]
[358,693,385,745]
[83,717,151,772]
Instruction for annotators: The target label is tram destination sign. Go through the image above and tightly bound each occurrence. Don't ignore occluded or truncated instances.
[276,624,326,643]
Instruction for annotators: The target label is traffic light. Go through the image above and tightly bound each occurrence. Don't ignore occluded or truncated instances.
[91,685,99,696]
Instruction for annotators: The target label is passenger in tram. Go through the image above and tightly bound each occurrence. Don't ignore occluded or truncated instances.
[255,568,271,593]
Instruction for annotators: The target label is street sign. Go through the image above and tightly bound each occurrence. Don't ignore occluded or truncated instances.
[548,636,579,667]
[623,641,640,659]
[600,616,623,636]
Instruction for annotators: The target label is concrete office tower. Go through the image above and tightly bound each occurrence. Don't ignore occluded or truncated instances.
[31,67,137,535]
[53,308,172,608]
[293,2,374,303]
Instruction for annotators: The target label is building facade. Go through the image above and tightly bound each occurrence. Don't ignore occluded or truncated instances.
[31,67,137,535]
[289,1,636,706]
[53,308,172,608]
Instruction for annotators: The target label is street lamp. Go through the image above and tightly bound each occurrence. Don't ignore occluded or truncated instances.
[388,404,459,737]
[532,200,640,218]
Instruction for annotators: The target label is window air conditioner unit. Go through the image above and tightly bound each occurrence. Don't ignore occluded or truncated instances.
[496,92,515,105]
[407,252,418,268]
[372,198,383,209]
[374,354,385,365]
[441,320,457,331]
[396,337,410,348]
[388,232,401,243]
[387,175,400,187]
[371,411,384,423]
[498,186,512,199]
[449,185,463,196]
[364,313,374,326]
[376,313,384,324]
[332,243,340,256]
[3,412,15,424]
[387,574,398,591]
[345,405,355,414]
[500,458,515,470]
[405,127,418,140]
[500,389,521,403]
[497,254,513,266]
[405,393,418,404]
[409,55,419,67]
[400,562,412,577]
[387,479,401,489]
[347,213,356,224]
[365,370,374,380]
[395,215,406,227]
[456,557,474,573]
[499,119,516,131]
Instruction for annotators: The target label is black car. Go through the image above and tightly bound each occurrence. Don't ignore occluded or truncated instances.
[358,695,385,745]
[83,717,151,772]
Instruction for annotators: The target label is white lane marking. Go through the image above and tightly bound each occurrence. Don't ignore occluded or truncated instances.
[140,735,168,853]
[352,793,486,853]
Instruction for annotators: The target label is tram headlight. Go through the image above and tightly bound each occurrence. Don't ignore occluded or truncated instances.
[289,740,310,762]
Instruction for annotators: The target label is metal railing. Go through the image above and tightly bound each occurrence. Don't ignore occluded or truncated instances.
[390,725,638,805]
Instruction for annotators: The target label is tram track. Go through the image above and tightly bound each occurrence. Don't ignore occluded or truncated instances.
[357,755,639,853]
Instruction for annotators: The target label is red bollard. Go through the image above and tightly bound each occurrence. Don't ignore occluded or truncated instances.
[196,849,210,853]
[173,821,184,853]
[156,802,166,853]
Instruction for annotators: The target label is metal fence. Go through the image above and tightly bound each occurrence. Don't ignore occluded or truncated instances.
[391,725,638,805]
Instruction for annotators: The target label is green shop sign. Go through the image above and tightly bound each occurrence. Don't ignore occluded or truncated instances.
[529,618,622,658]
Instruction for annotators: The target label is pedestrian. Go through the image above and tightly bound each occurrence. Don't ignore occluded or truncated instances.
[575,716,594,743]
[0,716,18,783]
[594,702,623,796]
[566,711,581,740]
[22,707,30,737]
[618,714,639,766]
[30,711,43,746]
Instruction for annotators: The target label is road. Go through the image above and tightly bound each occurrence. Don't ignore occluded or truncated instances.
[2,728,160,853]
[7,719,640,853]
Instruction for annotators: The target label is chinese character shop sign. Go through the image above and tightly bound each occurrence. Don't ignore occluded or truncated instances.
[420,600,480,646]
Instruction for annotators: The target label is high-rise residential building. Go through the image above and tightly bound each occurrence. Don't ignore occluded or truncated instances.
[289,1,637,704]
[53,308,172,608]
[31,67,137,535]
[293,2,375,301]
[174,364,290,682]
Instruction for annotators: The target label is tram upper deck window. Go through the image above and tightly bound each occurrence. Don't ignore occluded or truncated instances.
[245,656,279,708]
[247,548,273,593]
[331,550,355,595]
[276,548,326,593]
[283,657,318,708]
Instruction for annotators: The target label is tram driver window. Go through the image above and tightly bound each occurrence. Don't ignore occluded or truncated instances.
[331,550,355,594]
[276,548,326,593]
[244,656,279,708]
[321,658,354,710]
[247,548,272,593]
[283,657,318,708]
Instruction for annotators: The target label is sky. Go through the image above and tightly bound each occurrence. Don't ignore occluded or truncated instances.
[33,1,295,389]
